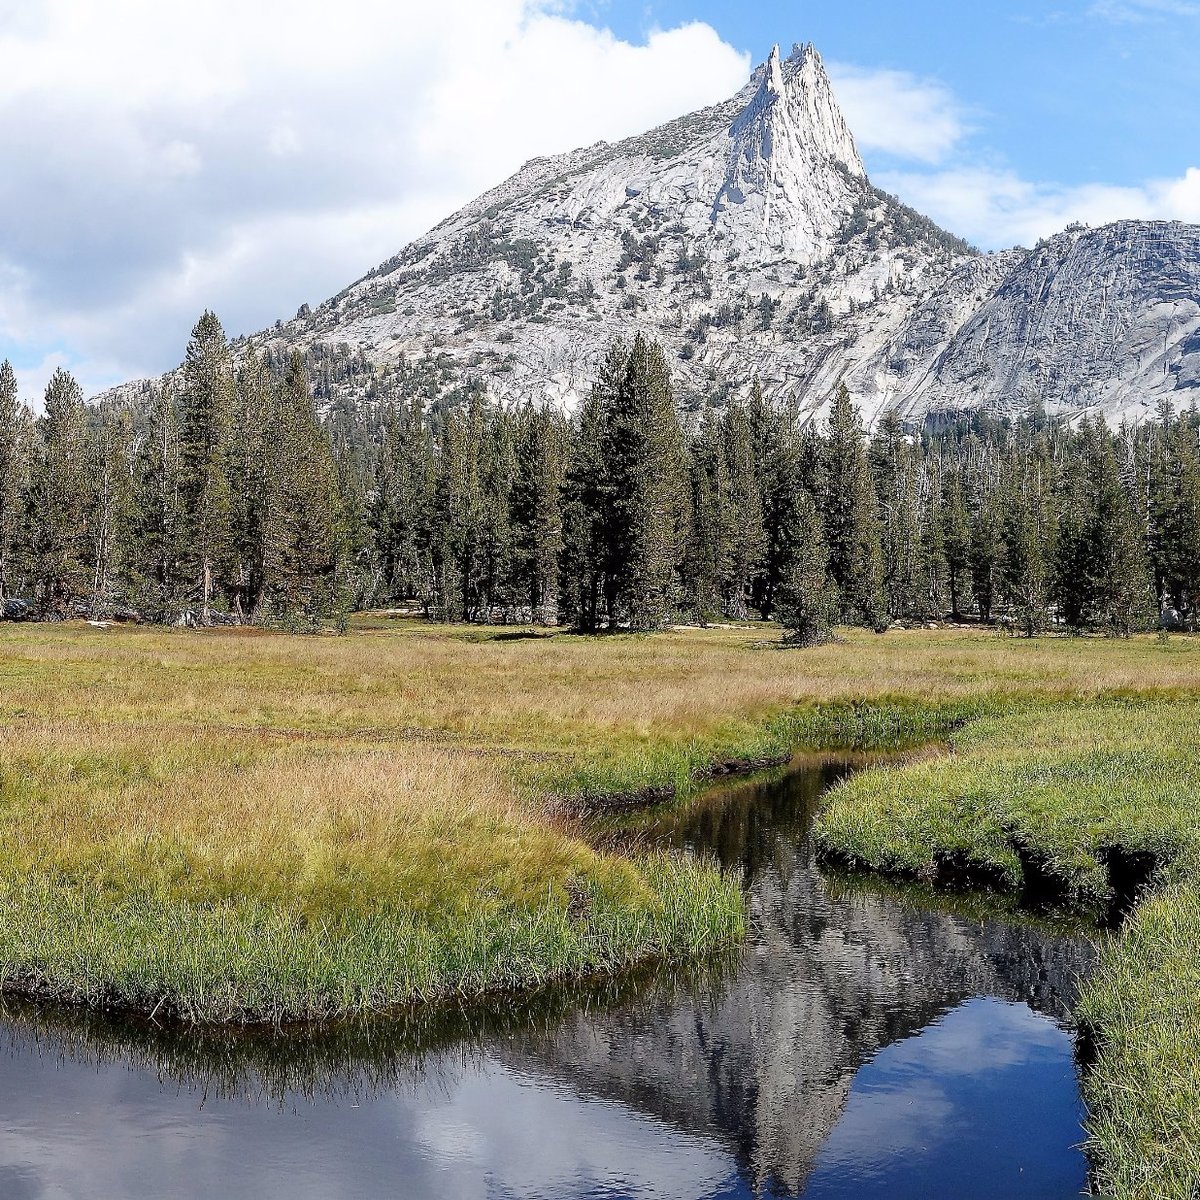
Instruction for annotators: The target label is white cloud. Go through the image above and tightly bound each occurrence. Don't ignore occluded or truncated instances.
[1090,0,1200,20]
[825,58,1199,252]
[828,64,968,165]
[0,1,750,401]
[878,163,1200,250]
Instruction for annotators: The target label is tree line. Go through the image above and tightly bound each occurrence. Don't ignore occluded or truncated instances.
[0,314,348,628]
[0,313,1193,640]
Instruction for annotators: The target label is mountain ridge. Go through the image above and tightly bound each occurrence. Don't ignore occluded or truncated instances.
[105,42,1200,428]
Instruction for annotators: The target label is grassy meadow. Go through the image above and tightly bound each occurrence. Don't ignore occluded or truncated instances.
[815,696,1200,1199]
[3,617,1200,1194]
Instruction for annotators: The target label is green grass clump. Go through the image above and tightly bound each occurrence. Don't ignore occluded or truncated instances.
[529,698,977,802]
[1077,882,1200,1200]
[0,851,741,1024]
[817,699,1200,906]
[815,697,1200,1199]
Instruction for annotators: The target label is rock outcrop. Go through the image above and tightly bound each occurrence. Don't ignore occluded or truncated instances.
[106,42,1200,428]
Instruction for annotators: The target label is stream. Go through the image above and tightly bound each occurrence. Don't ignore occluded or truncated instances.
[0,758,1096,1198]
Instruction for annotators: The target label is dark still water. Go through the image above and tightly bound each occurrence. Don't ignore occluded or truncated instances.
[0,762,1095,1199]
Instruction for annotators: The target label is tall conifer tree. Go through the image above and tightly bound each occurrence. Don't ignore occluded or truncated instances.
[27,369,90,615]
[178,311,236,620]
[0,361,29,603]
[822,384,885,628]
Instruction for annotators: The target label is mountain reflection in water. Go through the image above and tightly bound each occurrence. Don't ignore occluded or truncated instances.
[0,759,1094,1199]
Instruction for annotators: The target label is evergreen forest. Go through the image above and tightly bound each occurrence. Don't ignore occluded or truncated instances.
[0,311,1194,641]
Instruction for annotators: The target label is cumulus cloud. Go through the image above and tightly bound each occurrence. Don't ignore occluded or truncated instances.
[0,0,749,400]
[826,52,1200,252]
[876,162,1200,250]
[828,64,968,165]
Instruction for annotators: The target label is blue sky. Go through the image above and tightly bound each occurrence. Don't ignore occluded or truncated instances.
[1,0,1197,403]
[593,0,1200,188]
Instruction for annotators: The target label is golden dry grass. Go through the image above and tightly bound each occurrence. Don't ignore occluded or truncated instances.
[8,618,1199,749]
[2,616,1199,1030]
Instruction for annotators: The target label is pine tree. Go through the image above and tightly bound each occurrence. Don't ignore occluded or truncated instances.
[746,379,804,620]
[1054,419,1152,634]
[822,384,885,628]
[27,368,91,615]
[177,311,236,621]
[430,404,475,621]
[512,404,566,625]
[227,350,275,619]
[998,443,1054,636]
[460,393,486,618]
[560,366,612,632]
[570,337,689,631]
[775,480,837,646]
[871,410,926,619]
[87,403,135,617]
[128,385,185,621]
[328,415,372,620]
[920,460,949,619]
[476,405,517,621]
[0,361,30,603]
[372,395,435,607]
[1054,448,1092,629]
[721,397,766,618]
[1089,422,1153,636]
[969,476,1002,625]
[1149,414,1200,626]
[940,463,972,620]
[260,352,344,626]
[617,336,689,630]
[684,405,729,624]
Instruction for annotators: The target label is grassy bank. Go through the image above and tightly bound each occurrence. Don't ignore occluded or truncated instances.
[815,697,1200,1200]
[2,616,1200,1165]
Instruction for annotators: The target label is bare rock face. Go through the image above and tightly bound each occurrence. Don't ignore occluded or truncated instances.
[910,222,1200,424]
[252,43,975,425]
[112,43,1200,428]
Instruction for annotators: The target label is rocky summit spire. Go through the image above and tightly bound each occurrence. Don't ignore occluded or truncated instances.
[779,43,864,177]
[711,42,865,259]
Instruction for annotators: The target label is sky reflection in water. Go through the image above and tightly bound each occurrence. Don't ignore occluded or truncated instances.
[0,761,1092,1199]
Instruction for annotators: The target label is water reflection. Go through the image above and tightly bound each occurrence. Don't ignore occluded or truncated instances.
[0,760,1095,1199]
[803,998,1086,1200]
